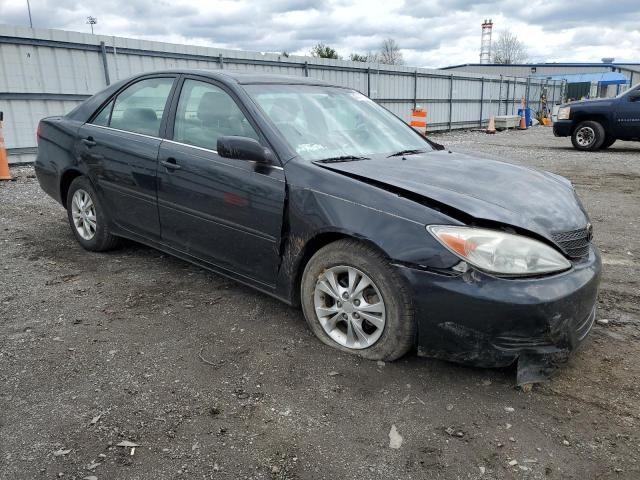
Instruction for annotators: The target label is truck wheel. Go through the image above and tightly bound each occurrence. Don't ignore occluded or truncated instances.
[300,239,416,361]
[601,136,616,149]
[571,121,605,151]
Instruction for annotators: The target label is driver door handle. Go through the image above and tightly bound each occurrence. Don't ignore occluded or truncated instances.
[161,158,181,170]
[82,137,97,147]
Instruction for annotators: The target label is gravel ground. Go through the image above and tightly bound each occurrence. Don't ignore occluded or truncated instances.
[1,126,639,480]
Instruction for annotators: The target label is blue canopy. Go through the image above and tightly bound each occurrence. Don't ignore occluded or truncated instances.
[536,72,630,86]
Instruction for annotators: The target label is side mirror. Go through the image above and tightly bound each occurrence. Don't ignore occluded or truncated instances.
[217,136,275,164]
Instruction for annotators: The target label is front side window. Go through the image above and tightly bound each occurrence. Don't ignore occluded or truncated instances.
[244,84,431,161]
[617,83,640,99]
[173,79,259,151]
[91,99,113,127]
[103,77,175,136]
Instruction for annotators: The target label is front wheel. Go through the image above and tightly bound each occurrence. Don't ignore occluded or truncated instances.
[300,239,416,361]
[571,120,605,151]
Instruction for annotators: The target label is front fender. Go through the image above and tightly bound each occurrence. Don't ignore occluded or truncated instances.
[275,171,462,302]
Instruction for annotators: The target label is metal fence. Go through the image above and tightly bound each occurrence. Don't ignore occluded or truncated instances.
[0,25,565,164]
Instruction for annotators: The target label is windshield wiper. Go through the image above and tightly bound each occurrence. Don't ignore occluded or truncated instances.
[316,155,370,163]
[387,149,427,157]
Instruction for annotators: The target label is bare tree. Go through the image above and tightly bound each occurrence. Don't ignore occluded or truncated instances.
[492,31,528,64]
[310,43,339,59]
[378,38,404,65]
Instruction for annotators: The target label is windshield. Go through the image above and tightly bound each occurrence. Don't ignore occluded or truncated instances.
[244,84,432,160]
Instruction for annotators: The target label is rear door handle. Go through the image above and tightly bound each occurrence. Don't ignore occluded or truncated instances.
[161,158,181,170]
[82,137,97,147]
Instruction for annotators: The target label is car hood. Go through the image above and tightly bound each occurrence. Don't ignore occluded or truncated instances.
[565,98,614,108]
[313,150,589,241]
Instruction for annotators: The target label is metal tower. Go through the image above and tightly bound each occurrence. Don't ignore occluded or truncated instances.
[480,19,493,64]
[86,16,97,35]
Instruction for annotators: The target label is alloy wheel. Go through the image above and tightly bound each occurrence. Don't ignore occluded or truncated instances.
[71,189,97,240]
[575,126,595,147]
[313,265,386,349]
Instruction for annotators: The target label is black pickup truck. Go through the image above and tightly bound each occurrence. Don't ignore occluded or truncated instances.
[553,83,640,151]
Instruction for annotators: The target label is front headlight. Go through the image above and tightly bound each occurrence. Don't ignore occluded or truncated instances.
[427,226,571,276]
[557,106,571,120]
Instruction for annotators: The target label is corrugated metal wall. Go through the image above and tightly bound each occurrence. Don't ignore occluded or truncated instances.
[0,25,563,164]
[442,64,613,77]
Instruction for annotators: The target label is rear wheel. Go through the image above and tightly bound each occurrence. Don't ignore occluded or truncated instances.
[571,120,605,151]
[300,239,416,361]
[66,176,120,251]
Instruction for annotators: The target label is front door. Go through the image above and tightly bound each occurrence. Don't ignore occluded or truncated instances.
[80,76,177,241]
[156,78,286,287]
[614,89,640,139]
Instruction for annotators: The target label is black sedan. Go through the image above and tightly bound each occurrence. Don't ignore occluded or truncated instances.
[35,70,601,384]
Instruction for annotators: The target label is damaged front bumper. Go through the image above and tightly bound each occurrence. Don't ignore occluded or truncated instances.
[396,246,601,383]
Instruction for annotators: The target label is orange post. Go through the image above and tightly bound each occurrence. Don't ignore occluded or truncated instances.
[0,112,13,181]
[410,108,428,134]
[486,115,496,134]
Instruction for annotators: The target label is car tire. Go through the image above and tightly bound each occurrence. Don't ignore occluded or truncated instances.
[571,120,605,151]
[66,176,120,251]
[601,136,616,149]
[300,239,416,361]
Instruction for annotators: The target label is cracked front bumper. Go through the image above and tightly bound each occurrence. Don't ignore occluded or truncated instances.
[396,246,601,373]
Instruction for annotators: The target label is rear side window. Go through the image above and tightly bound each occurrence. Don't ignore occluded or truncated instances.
[93,78,174,136]
[173,79,259,150]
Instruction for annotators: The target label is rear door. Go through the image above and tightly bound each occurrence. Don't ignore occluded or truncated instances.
[79,76,177,241]
[614,90,640,139]
[156,77,286,286]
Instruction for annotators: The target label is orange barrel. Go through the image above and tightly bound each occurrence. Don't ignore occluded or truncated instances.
[410,108,428,134]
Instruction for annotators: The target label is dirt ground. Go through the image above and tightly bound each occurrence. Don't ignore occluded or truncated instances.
[1,127,639,480]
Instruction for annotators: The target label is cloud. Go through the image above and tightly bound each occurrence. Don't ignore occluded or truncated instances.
[0,0,638,67]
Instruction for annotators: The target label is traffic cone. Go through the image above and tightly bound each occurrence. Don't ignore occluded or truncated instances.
[518,95,528,130]
[486,115,496,134]
[518,112,527,130]
[0,113,13,181]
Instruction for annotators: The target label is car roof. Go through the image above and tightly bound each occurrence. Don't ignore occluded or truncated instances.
[64,69,348,123]
[146,69,338,87]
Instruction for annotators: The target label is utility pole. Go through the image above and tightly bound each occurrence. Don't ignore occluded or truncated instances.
[87,16,97,34]
[26,0,33,28]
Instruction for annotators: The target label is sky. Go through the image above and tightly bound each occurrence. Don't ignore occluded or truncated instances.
[1,0,639,68]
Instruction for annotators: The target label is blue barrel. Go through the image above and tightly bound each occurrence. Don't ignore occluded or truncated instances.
[517,108,532,127]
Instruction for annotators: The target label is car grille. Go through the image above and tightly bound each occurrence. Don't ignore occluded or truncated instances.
[551,226,592,259]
